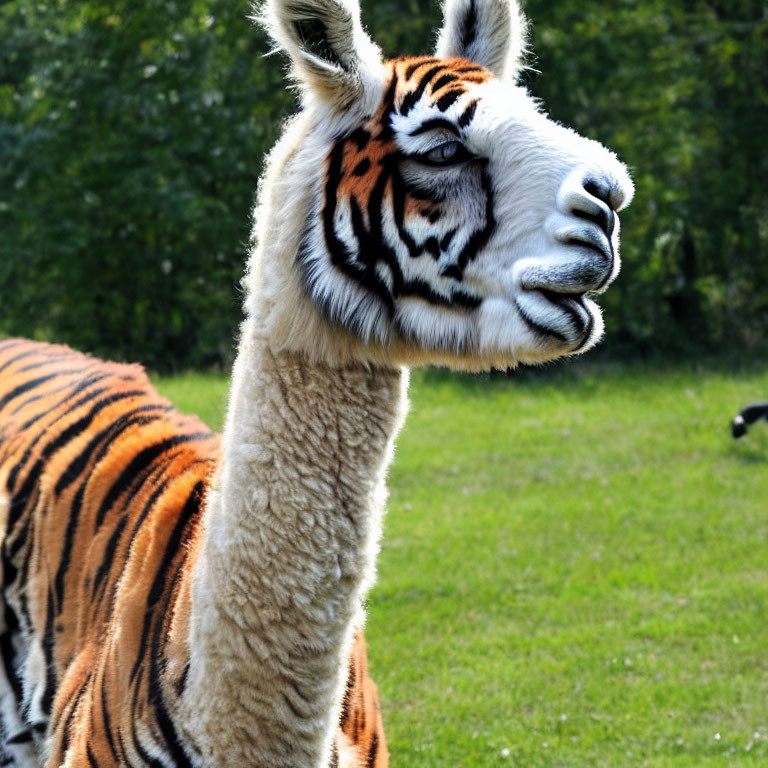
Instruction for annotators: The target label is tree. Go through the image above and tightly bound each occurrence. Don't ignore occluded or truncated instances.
[1,0,766,367]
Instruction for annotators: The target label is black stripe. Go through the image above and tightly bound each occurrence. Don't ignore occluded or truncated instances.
[116,728,131,768]
[125,469,176,561]
[91,516,128,599]
[0,339,26,354]
[461,0,478,50]
[400,65,444,116]
[441,265,463,281]
[128,479,172,685]
[54,403,166,497]
[0,349,40,375]
[146,481,203,609]
[352,158,371,176]
[515,300,569,343]
[130,615,153,687]
[339,658,355,726]
[5,728,34,744]
[310,139,397,323]
[436,89,463,112]
[409,188,445,203]
[424,236,440,259]
[56,672,90,756]
[49,410,172,609]
[5,401,159,544]
[440,228,458,252]
[86,744,100,768]
[377,72,398,140]
[143,484,203,768]
[174,661,190,698]
[0,373,61,411]
[323,141,357,270]
[10,370,104,417]
[458,99,479,128]
[20,373,112,430]
[8,387,143,494]
[348,127,370,151]
[94,433,209,530]
[41,588,57,715]
[14,353,86,373]
[399,278,481,309]
[6,461,43,536]
[431,73,459,92]
[409,118,460,137]
[404,57,437,79]
[0,596,23,711]
[366,731,380,767]
[390,162,422,260]
[53,480,87,609]
[149,609,194,768]
[101,676,121,762]
[456,166,496,271]
[128,667,166,768]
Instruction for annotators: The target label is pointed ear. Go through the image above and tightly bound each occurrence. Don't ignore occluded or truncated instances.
[435,0,528,80]
[260,0,383,110]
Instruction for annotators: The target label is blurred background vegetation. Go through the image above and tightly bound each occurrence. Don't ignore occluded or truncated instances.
[1,0,766,370]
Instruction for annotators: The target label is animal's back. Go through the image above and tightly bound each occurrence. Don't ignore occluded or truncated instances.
[0,338,219,765]
[0,339,386,767]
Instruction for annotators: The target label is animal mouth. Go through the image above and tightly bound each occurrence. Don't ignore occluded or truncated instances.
[515,288,596,348]
[541,288,595,341]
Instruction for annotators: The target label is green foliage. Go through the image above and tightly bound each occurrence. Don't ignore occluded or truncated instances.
[1,0,766,367]
[0,0,291,368]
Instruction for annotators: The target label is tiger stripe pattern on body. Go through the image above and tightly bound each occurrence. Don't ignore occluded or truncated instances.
[0,339,386,767]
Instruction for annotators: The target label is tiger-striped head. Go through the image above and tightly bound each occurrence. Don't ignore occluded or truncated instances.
[257,0,634,370]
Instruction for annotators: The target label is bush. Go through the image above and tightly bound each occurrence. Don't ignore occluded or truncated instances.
[1,0,766,369]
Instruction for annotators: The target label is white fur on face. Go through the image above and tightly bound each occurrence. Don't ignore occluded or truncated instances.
[287,67,633,368]
[256,0,634,371]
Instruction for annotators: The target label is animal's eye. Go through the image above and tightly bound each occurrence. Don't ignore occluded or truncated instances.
[419,141,473,167]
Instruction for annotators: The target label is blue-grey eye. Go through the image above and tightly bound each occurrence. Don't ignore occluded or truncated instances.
[428,141,459,163]
[420,141,473,166]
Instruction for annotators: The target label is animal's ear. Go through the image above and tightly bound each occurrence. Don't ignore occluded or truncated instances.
[260,0,383,110]
[435,0,528,80]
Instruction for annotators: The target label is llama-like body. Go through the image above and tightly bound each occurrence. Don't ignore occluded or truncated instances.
[0,0,633,765]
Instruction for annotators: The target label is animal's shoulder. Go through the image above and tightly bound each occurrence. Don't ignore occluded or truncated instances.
[0,337,221,533]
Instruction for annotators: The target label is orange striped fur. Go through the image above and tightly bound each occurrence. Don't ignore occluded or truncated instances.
[0,339,387,766]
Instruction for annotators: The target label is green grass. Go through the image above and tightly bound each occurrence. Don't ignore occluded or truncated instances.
[154,360,768,768]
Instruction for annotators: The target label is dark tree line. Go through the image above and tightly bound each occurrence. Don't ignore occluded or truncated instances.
[1,0,766,369]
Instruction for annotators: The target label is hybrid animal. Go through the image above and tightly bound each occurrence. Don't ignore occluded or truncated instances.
[0,0,633,765]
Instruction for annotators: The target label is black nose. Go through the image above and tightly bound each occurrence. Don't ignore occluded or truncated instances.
[576,180,616,240]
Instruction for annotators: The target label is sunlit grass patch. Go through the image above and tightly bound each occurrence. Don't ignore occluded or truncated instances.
[154,360,768,767]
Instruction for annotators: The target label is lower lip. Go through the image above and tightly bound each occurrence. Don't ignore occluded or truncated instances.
[539,289,590,328]
[515,290,595,347]
[541,290,595,350]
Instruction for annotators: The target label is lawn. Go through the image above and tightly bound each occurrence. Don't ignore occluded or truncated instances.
[154,359,768,768]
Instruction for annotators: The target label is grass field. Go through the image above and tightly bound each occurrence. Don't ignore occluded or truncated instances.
[154,359,768,768]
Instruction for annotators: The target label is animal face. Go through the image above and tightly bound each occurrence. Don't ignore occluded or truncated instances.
[263,0,634,369]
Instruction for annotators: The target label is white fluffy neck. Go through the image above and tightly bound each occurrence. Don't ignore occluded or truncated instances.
[183,314,407,767]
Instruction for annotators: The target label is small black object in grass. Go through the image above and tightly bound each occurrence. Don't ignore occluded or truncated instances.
[731,402,768,438]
